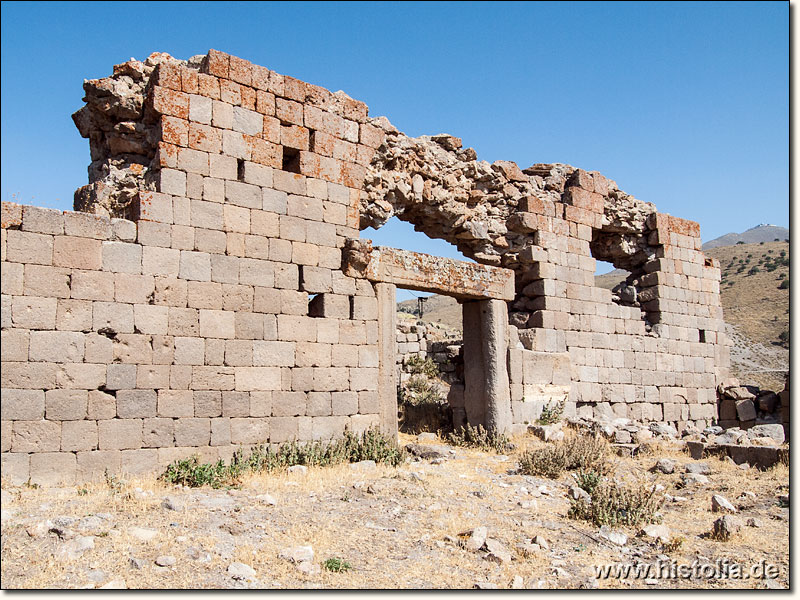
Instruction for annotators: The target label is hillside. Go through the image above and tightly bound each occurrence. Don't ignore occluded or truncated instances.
[702,224,789,250]
[398,241,789,392]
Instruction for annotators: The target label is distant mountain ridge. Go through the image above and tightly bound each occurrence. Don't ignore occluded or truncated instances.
[702,224,789,250]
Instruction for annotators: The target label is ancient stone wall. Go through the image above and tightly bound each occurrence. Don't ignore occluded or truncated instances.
[1,49,730,484]
[1,50,385,485]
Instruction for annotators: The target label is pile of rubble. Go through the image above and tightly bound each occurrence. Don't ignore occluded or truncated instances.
[528,414,787,469]
[716,377,788,432]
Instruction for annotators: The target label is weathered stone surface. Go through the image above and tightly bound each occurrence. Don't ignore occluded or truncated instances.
[344,240,514,301]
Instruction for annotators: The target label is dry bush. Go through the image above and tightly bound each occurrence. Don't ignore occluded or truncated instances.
[446,424,512,453]
[568,479,665,527]
[518,433,609,479]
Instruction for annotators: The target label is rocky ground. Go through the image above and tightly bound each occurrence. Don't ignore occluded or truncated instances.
[0,430,789,590]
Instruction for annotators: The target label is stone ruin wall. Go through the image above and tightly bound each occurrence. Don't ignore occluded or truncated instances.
[0,49,730,485]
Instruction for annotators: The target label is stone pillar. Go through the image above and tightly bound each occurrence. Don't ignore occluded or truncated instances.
[463,299,512,434]
[376,283,398,439]
[463,301,486,427]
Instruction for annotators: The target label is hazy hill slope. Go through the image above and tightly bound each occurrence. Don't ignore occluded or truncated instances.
[702,224,789,250]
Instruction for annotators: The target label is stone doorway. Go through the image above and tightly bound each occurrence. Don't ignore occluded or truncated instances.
[343,239,515,438]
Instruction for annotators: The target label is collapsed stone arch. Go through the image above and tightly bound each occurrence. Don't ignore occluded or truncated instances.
[359,119,663,327]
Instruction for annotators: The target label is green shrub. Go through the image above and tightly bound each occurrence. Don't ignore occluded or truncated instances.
[537,397,565,425]
[161,456,230,488]
[160,428,406,488]
[572,468,604,495]
[446,423,511,453]
[569,479,665,527]
[404,355,440,378]
[518,434,609,479]
[779,279,789,289]
[399,376,444,406]
[322,557,352,572]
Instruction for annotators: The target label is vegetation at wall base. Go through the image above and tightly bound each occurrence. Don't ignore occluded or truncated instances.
[160,428,406,488]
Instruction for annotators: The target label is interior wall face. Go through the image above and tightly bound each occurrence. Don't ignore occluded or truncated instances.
[0,49,729,485]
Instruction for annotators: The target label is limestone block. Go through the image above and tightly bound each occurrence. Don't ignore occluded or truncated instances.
[45,389,88,420]
[2,362,57,389]
[116,390,157,419]
[1,452,30,485]
[234,366,282,391]
[239,258,274,286]
[1,261,23,295]
[194,391,222,417]
[313,367,349,392]
[6,229,55,266]
[307,391,331,417]
[56,299,93,331]
[30,452,76,487]
[12,296,57,329]
[222,391,250,417]
[199,309,235,338]
[210,417,231,446]
[23,264,70,298]
[76,450,122,482]
[311,415,349,440]
[1,329,29,362]
[277,315,317,342]
[174,417,211,446]
[29,330,85,363]
[1,389,44,420]
[250,391,272,417]
[269,416,299,443]
[102,241,142,274]
[272,391,307,417]
[230,417,270,444]
[61,420,98,451]
[88,390,116,420]
[331,391,358,416]
[11,420,61,452]
[98,419,143,450]
[22,205,63,234]
[136,365,171,388]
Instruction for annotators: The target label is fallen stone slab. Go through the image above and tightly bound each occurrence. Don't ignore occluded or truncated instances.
[686,442,788,469]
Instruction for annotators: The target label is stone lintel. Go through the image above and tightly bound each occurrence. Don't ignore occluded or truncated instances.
[343,239,514,301]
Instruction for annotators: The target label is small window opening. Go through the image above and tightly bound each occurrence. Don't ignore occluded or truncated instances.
[237,158,245,182]
[699,329,707,343]
[282,147,301,173]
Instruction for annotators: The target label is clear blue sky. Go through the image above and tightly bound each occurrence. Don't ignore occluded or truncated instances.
[1,1,788,295]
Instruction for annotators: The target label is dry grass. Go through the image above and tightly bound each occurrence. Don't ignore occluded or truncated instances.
[0,433,789,589]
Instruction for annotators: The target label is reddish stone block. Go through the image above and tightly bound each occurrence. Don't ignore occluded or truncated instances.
[262,116,281,144]
[150,86,189,119]
[153,62,182,91]
[359,123,384,148]
[197,73,220,100]
[189,123,222,153]
[282,75,308,102]
[256,90,275,115]
[341,161,366,189]
[281,125,310,151]
[310,130,336,157]
[228,54,252,86]
[246,136,282,168]
[181,67,198,94]
[161,116,189,146]
[240,85,256,111]
[204,49,230,79]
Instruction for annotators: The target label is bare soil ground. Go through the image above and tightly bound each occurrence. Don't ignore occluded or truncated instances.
[0,433,788,589]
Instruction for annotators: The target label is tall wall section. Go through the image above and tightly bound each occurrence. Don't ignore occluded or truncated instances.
[1,49,730,484]
[1,50,386,486]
